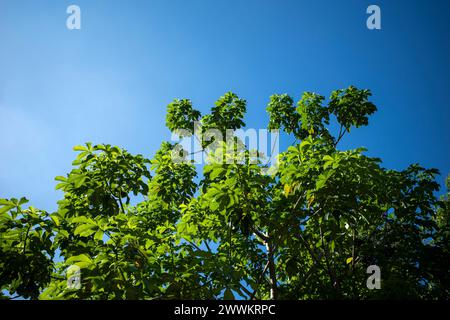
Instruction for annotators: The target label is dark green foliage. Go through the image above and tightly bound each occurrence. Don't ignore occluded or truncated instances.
[0,199,54,299]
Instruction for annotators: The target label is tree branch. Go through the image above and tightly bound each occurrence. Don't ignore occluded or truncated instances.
[22,224,31,254]
[250,260,270,300]
[334,124,346,148]
[320,225,340,292]
[265,236,278,300]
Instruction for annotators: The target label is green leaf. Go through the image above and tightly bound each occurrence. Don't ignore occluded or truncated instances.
[18,197,29,206]
[71,175,87,188]
[284,184,291,196]
[94,229,104,241]
[315,177,327,190]
[210,167,224,180]
[209,200,220,211]
[346,257,353,264]
[51,215,60,227]
[330,240,335,252]
[74,223,96,237]
[224,288,235,300]
[66,254,92,265]
[300,139,311,149]
[73,145,88,152]
[73,261,92,269]
[0,199,13,206]
[71,216,90,224]
[55,182,67,190]
[0,204,15,214]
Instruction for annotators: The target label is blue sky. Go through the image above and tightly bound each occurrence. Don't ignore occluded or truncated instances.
[0,0,449,212]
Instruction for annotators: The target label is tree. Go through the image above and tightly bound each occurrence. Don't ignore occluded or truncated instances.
[1,86,448,300]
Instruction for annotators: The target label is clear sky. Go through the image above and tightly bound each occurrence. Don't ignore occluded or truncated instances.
[0,0,449,212]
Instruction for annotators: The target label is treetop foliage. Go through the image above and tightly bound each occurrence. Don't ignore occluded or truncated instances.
[1,86,448,300]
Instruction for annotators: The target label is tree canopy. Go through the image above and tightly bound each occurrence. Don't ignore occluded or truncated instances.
[1,86,448,300]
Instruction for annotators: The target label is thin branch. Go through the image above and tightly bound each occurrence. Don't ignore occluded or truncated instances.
[22,224,31,254]
[105,231,127,284]
[265,238,278,300]
[263,130,280,167]
[117,195,125,214]
[297,251,323,285]
[187,240,202,251]
[252,228,269,242]
[319,225,339,292]
[204,240,212,253]
[249,260,270,300]
[296,230,321,267]
[334,124,346,147]
[237,283,252,299]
